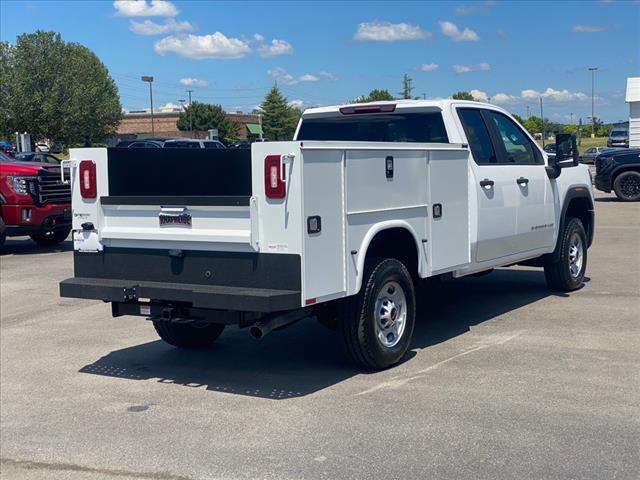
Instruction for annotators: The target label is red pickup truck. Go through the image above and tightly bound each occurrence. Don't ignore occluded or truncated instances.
[0,153,72,247]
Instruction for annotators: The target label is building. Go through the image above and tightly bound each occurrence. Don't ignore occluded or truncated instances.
[114,108,262,144]
[626,77,640,148]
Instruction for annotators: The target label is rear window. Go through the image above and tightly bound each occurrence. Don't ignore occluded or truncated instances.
[296,112,449,143]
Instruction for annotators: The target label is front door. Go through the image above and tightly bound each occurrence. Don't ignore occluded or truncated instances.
[484,110,555,253]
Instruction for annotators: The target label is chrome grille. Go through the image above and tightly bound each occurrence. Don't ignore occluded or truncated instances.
[36,167,71,204]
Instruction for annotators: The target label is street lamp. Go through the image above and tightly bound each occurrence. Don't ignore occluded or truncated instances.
[588,67,598,138]
[141,75,154,137]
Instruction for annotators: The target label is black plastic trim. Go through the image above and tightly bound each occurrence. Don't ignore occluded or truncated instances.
[100,196,250,206]
[552,186,595,261]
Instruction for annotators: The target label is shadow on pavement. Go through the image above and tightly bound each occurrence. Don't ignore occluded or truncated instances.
[80,268,556,399]
[594,196,622,203]
[0,237,72,256]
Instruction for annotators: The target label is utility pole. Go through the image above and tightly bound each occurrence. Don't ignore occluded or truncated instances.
[589,67,598,138]
[540,97,545,148]
[187,89,194,134]
[422,93,426,100]
[141,76,154,137]
[526,105,530,118]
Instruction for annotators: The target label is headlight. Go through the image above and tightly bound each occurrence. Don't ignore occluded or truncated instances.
[6,176,35,196]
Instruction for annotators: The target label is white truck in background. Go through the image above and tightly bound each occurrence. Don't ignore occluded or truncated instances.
[60,100,594,369]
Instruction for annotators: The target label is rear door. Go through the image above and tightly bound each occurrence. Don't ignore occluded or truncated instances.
[457,108,520,262]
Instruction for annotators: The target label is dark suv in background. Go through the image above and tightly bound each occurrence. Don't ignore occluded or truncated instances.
[595,148,640,201]
[607,129,629,148]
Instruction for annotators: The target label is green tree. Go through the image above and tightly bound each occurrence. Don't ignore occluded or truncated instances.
[353,89,395,103]
[562,124,578,135]
[512,114,526,125]
[399,74,414,99]
[522,116,544,135]
[260,85,299,141]
[452,91,474,101]
[1,31,122,145]
[177,102,239,142]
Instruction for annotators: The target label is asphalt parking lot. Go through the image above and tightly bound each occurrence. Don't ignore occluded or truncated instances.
[1,191,638,480]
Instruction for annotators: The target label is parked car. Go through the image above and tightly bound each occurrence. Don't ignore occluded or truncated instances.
[14,152,61,164]
[163,138,226,149]
[580,146,613,164]
[595,148,640,201]
[607,129,629,148]
[543,143,556,159]
[60,100,594,370]
[35,143,50,153]
[50,143,64,154]
[228,140,251,149]
[0,156,72,247]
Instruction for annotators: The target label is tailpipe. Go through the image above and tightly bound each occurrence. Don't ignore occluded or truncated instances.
[250,309,309,339]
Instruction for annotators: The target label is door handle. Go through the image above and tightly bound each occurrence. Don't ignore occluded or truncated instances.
[516,177,529,186]
[479,179,494,189]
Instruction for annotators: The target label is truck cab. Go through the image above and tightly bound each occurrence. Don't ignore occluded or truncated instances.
[59,100,594,369]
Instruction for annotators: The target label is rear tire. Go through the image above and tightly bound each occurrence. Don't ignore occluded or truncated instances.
[340,258,416,369]
[30,226,71,246]
[544,217,587,292]
[613,171,640,202]
[153,321,225,348]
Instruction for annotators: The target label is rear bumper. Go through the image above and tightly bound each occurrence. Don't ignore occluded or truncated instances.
[60,277,300,312]
[60,247,302,313]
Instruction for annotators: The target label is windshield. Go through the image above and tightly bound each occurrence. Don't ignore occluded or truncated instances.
[297,112,449,143]
[611,130,627,137]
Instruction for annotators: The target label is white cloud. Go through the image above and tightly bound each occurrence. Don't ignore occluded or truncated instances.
[452,62,490,74]
[113,0,178,17]
[179,77,208,87]
[129,18,193,35]
[521,87,588,101]
[418,63,439,72]
[288,99,305,108]
[253,33,265,42]
[572,24,609,33]
[159,102,182,110]
[470,89,488,101]
[267,68,322,85]
[354,22,431,41]
[439,21,479,41]
[492,93,517,103]
[154,33,251,59]
[257,39,293,58]
[319,71,338,81]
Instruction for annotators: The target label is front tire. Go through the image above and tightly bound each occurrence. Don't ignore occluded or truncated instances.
[341,258,416,369]
[613,171,640,202]
[544,217,587,292]
[30,226,71,246]
[153,321,225,348]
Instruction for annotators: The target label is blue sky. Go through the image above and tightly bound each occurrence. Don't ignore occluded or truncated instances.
[1,0,638,122]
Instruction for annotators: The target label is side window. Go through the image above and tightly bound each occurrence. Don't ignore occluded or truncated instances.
[488,112,540,164]
[458,108,497,165]
[587,148,595,154]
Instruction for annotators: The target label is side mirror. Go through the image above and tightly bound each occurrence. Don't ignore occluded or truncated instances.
[555,133,579,167]
[547,134,578,179]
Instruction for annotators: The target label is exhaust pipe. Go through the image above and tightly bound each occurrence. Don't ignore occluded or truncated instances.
[250,309,309,339]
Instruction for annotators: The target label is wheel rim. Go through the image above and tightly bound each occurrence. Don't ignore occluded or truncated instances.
[374,281,407,348]
[568,233,584,279]
[620,176,640,198]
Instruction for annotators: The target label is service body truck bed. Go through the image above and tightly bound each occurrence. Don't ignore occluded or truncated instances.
[61,100,594,369]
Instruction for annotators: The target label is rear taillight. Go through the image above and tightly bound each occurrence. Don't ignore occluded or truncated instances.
[264,155,286,199]
[79,160,96,199]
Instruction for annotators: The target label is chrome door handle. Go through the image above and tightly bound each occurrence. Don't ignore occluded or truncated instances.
[516,177,529,186]
[479,179,494,189]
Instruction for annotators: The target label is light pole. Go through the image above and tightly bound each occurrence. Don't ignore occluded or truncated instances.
[540,97,545,148]
[589,67,598,138]
[141,76,154,137]
[187,89,194,133]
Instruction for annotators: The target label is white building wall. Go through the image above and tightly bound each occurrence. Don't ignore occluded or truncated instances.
[630,102,640,148]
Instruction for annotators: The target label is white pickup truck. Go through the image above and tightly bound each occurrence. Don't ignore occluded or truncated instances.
[60,100,594,369]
